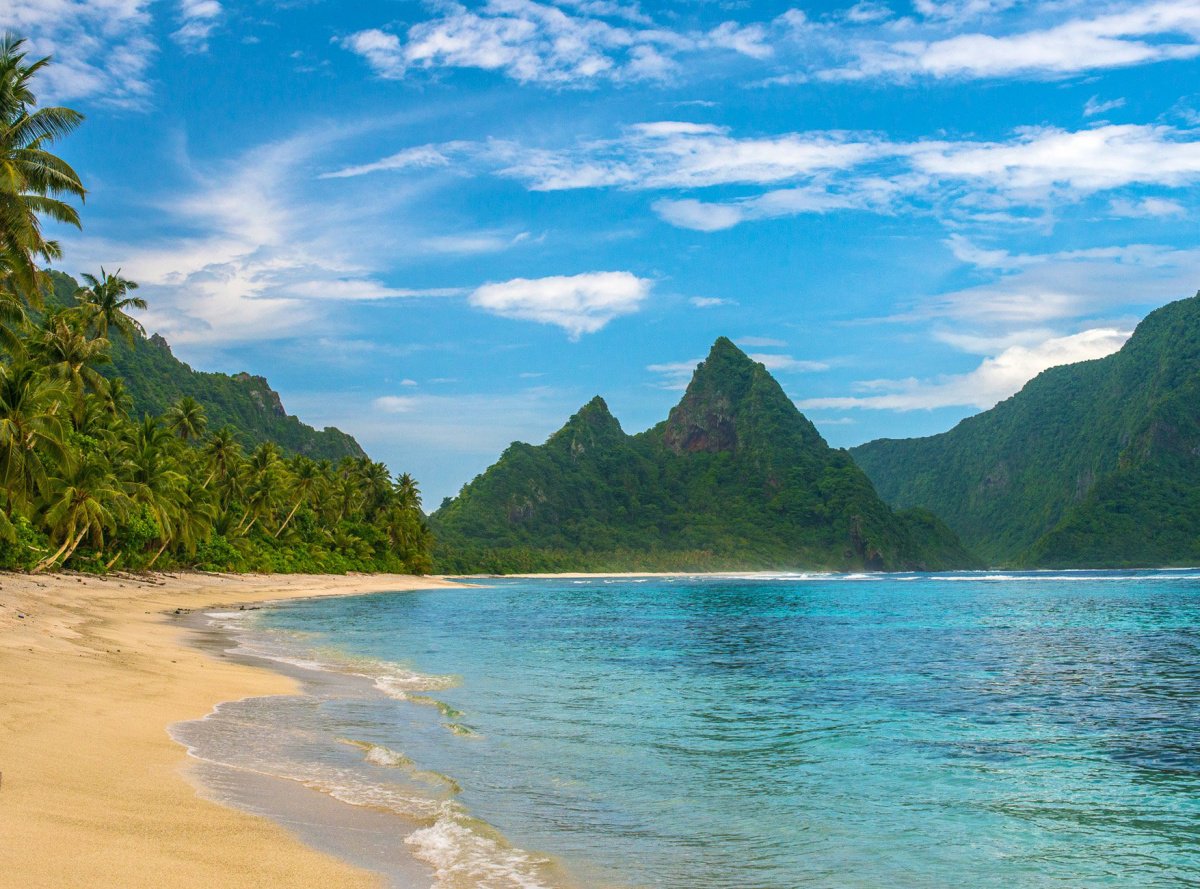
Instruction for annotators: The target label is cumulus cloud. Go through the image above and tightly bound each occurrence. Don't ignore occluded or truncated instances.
[469,271,652,338]
[338,0,787,86]
[797,328,1131,411]
[1,0,157,107]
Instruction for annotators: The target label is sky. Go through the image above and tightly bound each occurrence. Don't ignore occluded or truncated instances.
[7,0,1200,506]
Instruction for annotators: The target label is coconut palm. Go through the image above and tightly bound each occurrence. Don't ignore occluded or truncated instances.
[0,360,69,517]
[275,455,321,537]
[35,451,126,572]
[164,395,207,442]
[33,311,109,399]
[0,34,86,297]
[75,268,145,343]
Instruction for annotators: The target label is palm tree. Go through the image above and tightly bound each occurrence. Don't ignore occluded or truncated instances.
[75,268,146,343]
[274,456,321,537]
[201,426,242,492]
[164,395,207,442]
[0,360,69,518]
[35,451,126,572]
[124,415,184,565]
[0,34,86,297]
[33,311,109,399]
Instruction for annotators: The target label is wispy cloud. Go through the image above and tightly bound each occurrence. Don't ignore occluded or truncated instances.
[341,121,1200,232]
[173,0,222,53]
[647,357,703,390]
[469,271,652,339]
[747,353,829,372]
[1084,95,1127,117]
[816,1,1200,83]
[798,327,1130,411]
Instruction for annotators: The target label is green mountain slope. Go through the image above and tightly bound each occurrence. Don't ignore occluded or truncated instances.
[433,338,980,573]
[851,292,1200,567]
[47,271,364,460]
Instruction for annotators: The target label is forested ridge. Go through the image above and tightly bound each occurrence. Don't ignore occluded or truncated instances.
[852,292,1200,567]
[433,338,980,573]
[0,36,432,574]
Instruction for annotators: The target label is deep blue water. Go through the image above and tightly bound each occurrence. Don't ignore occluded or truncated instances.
[185,572,1200,888]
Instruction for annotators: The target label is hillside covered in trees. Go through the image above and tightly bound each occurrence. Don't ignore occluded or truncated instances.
[852,292,1200,567]
[44,271,364,461]
[0,36,432,575]
[433,338,980,573]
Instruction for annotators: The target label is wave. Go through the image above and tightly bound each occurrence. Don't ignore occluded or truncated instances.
[407,815,559,889]
[343,740,462,794]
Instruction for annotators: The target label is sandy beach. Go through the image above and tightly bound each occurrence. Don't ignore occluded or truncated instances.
[0,571,460,889]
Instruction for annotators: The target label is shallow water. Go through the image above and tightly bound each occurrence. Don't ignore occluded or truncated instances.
[176,571,1200,888]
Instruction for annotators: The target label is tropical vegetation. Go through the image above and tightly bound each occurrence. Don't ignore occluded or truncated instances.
[851,291,1200,567]
[433,338,980,573]
[0,34,432,574]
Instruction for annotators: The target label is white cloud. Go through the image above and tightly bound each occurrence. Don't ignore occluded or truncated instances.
[320,145,453,179]
[845,2,893,24]
[353,121,1200,232]
[174,0,222,53]
[1,0,157,107]
[65,129,468,350]
[689,296,733,308]
[375,395,421,413]
[737,336,787,347]
[922,238,1200,328]
[1107,196,1188,218]
[338,3,808,87]
[647,358,702,390]
[820,2,1200,82]
[799,327,1131,411]
[747,353,829,372]
[468,271,652,338]
[1084,95,1127,117]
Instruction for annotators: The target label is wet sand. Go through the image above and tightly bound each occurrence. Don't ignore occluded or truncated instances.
[0,571,459,889]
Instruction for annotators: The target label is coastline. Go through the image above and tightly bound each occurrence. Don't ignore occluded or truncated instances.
[0,571,461,889]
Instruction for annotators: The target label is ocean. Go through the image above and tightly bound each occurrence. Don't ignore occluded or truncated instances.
[173,571,1200,888]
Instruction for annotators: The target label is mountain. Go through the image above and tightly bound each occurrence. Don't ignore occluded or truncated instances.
[432,338,979,573]
[851,292,1200,568]
[46,271,364,460]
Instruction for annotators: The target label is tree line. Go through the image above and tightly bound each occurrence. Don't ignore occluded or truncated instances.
[0,34,433,574]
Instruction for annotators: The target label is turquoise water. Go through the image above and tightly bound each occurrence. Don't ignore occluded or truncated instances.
[183,572,1200,887]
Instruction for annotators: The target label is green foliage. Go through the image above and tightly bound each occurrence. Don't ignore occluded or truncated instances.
[434,339,981,573]
[0,38,432,576]
[852,293,1200,567]
[43,271,365,461]
[0,515,48,570]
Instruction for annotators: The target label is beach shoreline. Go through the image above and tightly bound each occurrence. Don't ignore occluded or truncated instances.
[0,571,461,889]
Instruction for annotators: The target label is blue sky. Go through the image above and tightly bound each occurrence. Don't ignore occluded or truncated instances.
[10,0,1200,505]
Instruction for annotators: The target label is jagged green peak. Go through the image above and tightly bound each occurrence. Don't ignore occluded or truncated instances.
[549,394,625,448]
[663,336,817,455]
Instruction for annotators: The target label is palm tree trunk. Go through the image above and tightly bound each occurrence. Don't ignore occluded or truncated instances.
[34,524,87,573]
[145,538,171,569]
[274,498,303,538]
[105,550,122,571]
[57,525,91,567]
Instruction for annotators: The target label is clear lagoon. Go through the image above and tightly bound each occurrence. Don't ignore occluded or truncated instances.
[178,572,1200,888]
